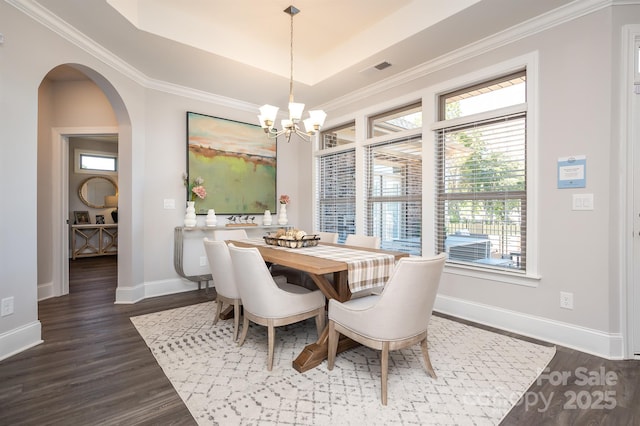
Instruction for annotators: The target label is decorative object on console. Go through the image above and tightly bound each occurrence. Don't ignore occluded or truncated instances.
[184,201,197,227]
[183,174,207,202]
[206,209,217,227]
[257,5,326,143]
[74,210,90,225]
[263,209,272,226]
[278,194,289,225]
[104,194,118,223]
[225,215,257,226]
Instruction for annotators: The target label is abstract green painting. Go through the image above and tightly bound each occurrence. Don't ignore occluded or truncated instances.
[187,112,277,214]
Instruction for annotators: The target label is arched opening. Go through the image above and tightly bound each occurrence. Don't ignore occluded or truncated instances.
[37,64,133,303]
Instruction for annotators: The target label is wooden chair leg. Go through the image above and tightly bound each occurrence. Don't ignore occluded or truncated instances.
[420,338,437,379]
[232,301,240,341]
[213,300,223,325]
[327,320,338,370]
[267,321,275,371]
[238,315,249,346]
[381,342,389,405]
[315,309,325,336]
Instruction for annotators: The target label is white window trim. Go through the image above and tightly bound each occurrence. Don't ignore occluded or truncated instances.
[425,52,541,284]
[74,149,118,175]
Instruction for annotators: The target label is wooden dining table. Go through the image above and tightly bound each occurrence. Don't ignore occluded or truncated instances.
[228,239,408,373]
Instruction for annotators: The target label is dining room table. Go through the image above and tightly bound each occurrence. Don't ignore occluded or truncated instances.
[227,237,409,373]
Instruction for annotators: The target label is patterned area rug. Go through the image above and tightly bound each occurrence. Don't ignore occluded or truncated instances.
[131,302,555,425]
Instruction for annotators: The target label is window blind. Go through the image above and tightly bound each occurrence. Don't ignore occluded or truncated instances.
[365,137,422,255]
[435,113,526,271]
[316,149,356,243]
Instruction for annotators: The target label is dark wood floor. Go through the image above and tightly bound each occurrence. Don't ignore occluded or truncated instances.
[0,256,638,425]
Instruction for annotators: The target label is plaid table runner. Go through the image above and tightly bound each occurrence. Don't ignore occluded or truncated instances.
[241,238,396,292]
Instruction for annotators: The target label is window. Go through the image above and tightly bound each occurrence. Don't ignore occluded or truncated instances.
[75,149,118,174]
[434,71,526,272]
[365,137,422,255]
[365,103,423,255]
[370,103,422,137]
[315,149,356,242]
[320,122,356,149]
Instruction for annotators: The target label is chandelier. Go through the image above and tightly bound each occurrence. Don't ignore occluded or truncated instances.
[258,5,326,142]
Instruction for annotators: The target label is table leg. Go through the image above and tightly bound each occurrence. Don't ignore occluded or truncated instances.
[292,271,357,373]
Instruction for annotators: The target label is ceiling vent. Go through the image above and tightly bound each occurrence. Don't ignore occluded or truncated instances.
[374,61,392,71]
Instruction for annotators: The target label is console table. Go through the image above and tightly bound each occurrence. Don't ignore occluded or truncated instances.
[71,224,118,260]
[173,224,292,292]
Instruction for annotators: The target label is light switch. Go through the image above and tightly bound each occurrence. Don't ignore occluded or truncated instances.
[572,193,593,211]
[164,198,176,209]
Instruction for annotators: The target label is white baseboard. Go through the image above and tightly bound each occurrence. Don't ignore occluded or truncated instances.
[144,278,200,299]
[434,294,625,360]
[37,281,54,301]
[0,321,43,362]
[115,278,202,303]
[114,282,146,304]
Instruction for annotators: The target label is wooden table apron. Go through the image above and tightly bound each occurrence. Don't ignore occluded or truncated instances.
[228,240,408,373]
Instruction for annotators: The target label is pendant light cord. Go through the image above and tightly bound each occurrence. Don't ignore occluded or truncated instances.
[289,11,294,104]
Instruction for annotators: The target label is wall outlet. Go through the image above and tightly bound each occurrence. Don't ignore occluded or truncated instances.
[1,297,14,316]
[199,256,207,267]
[560,291,574,310]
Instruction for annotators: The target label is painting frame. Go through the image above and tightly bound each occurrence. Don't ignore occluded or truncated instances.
[74,210,90,224]
[186,111,277,215]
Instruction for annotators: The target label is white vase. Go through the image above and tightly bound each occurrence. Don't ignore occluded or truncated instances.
[184,201,197,227]
[263,209,272,226]
[206,209,217,227]
[278,204,288,225]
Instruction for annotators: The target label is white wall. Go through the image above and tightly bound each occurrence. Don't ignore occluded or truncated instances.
[0,1,637,361]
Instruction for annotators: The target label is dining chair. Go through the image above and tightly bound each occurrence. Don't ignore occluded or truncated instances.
[228,244,326,371]
[344,234,380,249]
[317,231,339,243]
[327,253,447,405]
[212,228,248,241]
[203,238,242,340]
[204,237,288,341]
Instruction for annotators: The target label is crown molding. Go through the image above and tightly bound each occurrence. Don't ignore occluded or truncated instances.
[8,0,636,114]
[319,0,620,112]
[6,0,259,113]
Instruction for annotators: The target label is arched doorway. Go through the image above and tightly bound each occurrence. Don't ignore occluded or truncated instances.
[38,64,133,302]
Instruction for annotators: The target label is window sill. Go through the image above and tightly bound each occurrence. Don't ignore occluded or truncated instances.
[443,263,541,287]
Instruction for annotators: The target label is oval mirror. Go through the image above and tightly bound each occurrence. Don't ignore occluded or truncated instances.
[78,176,118,209]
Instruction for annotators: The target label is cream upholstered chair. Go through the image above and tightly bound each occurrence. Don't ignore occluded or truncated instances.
[327,253,447,405]
[228,244,326,371]
[212,228,248,241]
[203,238,243,340]
[344,234,380,249]
[204,237,287,341]
[317,231,339,243]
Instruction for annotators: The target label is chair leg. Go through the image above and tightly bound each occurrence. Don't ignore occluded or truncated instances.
[267,321,275,371]
[420,338,437,379]
[327,320,338,370]
[232,301,241,341]
[213,300,223,325]
[238,315,249,346]
[315,309,325,336]
[381,341,389,405]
